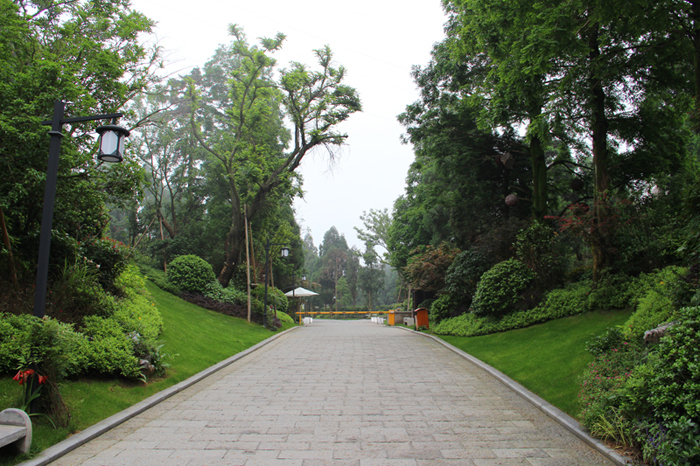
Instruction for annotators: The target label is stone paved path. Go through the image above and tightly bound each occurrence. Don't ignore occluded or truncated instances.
[50,320,615,466]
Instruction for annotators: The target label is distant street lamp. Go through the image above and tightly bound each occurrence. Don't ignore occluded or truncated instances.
[262,238,289,329]
[33,100,130,318]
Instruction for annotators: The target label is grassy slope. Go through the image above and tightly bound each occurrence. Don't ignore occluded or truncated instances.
[439,309,633,417]
[0,283,294,464]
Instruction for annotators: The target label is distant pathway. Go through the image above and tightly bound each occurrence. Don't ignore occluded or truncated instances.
[49,320,615,465]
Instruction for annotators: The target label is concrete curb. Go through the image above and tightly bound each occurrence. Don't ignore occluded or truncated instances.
[394,326,630,466]
[19,326,300,466]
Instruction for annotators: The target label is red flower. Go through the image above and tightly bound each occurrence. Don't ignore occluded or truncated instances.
[38,375,48,385]
[12,369,35,386]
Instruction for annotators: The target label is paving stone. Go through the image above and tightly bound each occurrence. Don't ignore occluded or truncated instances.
[43,321,617,466]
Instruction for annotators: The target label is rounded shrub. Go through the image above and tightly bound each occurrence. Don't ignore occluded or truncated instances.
[444,249,490,306]
[472,259,535,317]
[167,255,216,293]
[252,286,288,313]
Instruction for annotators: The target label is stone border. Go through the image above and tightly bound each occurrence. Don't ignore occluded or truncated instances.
[18,326,300,466]
[395,326,631,465]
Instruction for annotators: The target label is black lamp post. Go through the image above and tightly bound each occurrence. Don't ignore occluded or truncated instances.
[262,238,289,329]
[33,100,129,318]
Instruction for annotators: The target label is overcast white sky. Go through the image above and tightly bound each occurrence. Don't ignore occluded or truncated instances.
[130,0,447,251]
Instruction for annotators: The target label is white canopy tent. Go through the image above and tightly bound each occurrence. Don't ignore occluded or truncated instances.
[284,287,319,298]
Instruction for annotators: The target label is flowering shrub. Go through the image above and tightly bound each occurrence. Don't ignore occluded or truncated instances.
[579,338,643,439]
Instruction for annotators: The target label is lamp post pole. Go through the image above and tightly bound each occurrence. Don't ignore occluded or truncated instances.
[33,100,129,318]
[262,239,289,329]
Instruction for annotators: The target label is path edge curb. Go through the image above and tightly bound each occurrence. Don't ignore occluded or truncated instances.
[18,326,300,466]
[395,326,630,466]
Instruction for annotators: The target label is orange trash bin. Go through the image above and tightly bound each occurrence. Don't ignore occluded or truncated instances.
[414,308,429,330]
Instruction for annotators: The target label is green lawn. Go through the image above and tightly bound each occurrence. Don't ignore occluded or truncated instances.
[0,283,294,465]
[439,309,633,417]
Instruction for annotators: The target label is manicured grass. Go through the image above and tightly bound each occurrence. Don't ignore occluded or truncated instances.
[439,309,633,417]
[0,283,294,465]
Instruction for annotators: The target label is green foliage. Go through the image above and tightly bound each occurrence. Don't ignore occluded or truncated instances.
[82,237,130,290]
[276,310,294,324]
[429,295,454,323]
[585,272,638,312]
[0,0,156,274]
[48,261,117,325]
[472,259,535,317]
[138,263,181,295]
[623,266,688,339]
[0,266,164,381]
[202,282,248,306]
[81,316,140,378]
[167,255,216,293]
[444,249,490,307]
[0,314,89,379]
[252,286,288,313]
[515,223,564,290]
[632,306,700,464]
[585,327,625,357]
[433,280,592,337]
[579,338,643,434]
[405,243,460,293]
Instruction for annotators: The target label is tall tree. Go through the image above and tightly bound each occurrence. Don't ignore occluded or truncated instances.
[0,0,157,273]
[186,25,361,287]
[358,241,384,311]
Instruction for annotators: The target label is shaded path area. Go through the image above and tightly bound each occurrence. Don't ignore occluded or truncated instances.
[48,320,614,465]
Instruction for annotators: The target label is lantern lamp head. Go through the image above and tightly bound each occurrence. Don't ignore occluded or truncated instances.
[280,247,290,258]
[96,124,130,163]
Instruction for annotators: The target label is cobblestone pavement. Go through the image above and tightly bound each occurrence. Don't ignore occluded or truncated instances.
[49,320,615,466]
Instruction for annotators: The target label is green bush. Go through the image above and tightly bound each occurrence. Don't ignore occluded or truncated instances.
[276,310,294,324]
[515,223,564,290]
[82,316,140,378]
[623,306,700,464]
[0,314,89,378]
[167,254,216,293]
[586,272,638,311]
[578,337,644,445]
[430,295,458,323]
[444,249,490,307]
[585,327,625,357]
[203,281,248,306]
[533,281,591,319]
[252,285,288,313]
[623,266,687,339]
[433,281,593,337]
[472,259,535,317]
[82,237,129,289]
[48,261,118,325]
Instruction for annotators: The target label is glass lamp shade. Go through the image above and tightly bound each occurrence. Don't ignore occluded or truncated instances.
[96,124,130,163]
[280,247,290,257]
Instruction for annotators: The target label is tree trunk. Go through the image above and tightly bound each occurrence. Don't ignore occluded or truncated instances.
[692,0,700,132]
[157,209,176,239]
[0,208,18,289]
[529,131,547,223]
[588,24,610,283]
[245,207,252,323]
